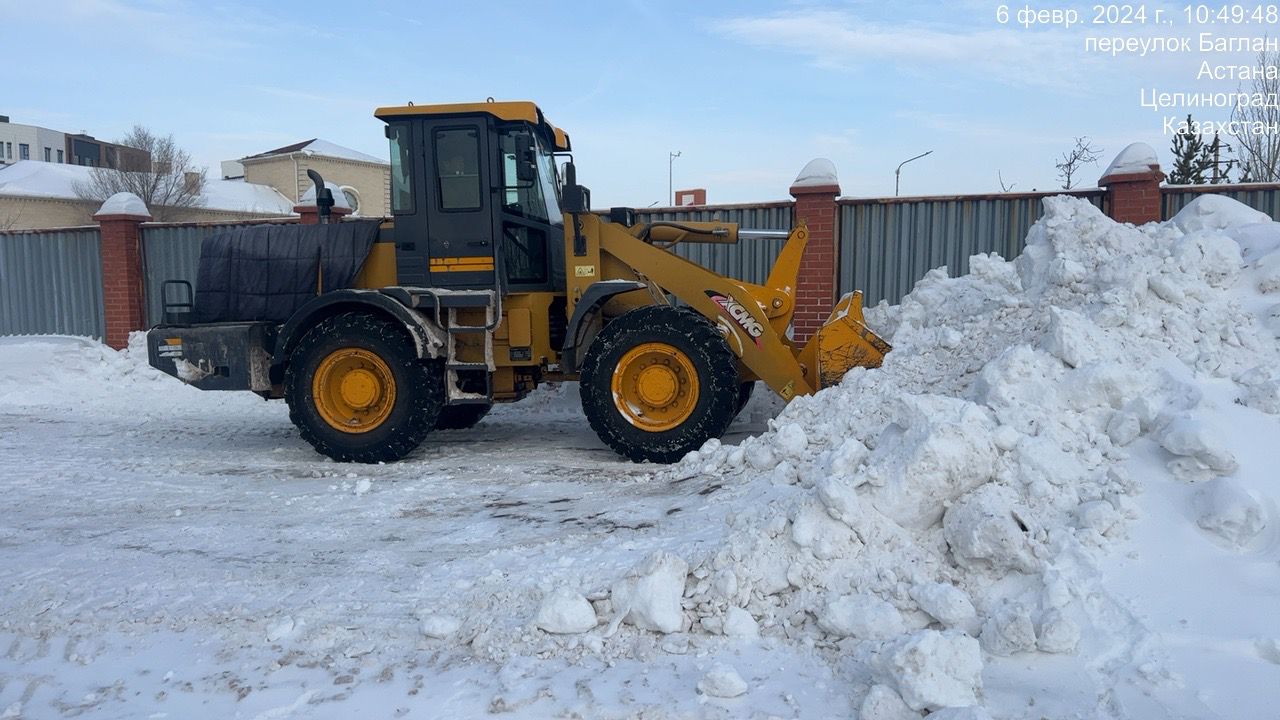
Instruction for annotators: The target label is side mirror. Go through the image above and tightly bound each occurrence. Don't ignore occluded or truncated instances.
[562,161,590,214]
[515,135,537,183]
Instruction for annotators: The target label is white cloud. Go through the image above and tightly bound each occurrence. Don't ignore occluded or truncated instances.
[715,8,1098,90]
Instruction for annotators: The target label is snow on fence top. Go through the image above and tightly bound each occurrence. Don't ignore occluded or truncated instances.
[792,158,839,188]
[94,192,149,218]
[1101,142,1160,178]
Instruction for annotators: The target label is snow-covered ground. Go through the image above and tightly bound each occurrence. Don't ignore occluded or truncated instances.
[2,195,1279,719]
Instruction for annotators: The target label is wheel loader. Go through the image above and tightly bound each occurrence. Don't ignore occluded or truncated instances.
[146,100,890,464]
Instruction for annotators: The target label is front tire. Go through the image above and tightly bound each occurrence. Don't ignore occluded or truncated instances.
[580,306,739,463]
[285,312,443,463]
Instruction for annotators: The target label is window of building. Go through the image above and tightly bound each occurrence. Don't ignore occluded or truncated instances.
[44,147,51,162]
[19,144,29,160]
[56,149,63,163]
[339,186,361,215]
[434,127,481,211]
[4,143,10,159]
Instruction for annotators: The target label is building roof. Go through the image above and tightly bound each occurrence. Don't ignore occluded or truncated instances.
[241,138,386,165]
[0,160,296,215]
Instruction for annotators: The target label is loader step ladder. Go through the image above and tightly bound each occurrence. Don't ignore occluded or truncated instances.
[383,288,498,405]
[442,292,496,405]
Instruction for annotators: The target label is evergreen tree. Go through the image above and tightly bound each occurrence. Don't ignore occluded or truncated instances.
[1168,115,1208,185]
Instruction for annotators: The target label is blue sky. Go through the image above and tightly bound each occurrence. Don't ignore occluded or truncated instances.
[4,0,1271,205]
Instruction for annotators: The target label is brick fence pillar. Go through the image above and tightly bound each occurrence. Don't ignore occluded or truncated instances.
[1100,142,1164,225]
[94,194,152,349]
[789,159,840,342]
[294,204,352,225]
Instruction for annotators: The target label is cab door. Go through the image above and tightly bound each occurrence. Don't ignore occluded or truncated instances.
[423,119,497,289]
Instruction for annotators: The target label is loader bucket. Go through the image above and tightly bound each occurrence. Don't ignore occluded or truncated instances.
[813,291,891,389]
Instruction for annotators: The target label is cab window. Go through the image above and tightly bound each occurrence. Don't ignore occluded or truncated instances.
[498,128,549,223]
[388,124,413,214]
[434,128,481,211]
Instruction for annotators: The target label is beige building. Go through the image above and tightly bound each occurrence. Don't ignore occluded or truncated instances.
[0,161,295,229]
[235,139,390,217]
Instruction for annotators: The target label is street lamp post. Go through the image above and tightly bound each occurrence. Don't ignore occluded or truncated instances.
[668,151,681,206]
[895,150,934,196]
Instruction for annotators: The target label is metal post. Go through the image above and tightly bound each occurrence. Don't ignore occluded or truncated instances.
[895,150,933,196]
[668,151,681,205]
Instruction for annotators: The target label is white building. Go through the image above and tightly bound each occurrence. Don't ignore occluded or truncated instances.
[0,116,66,165]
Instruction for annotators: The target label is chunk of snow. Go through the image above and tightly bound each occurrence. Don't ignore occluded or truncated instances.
[1158,417,1238,481]
[611,551,687,634]
[418,613,461,639]
[943,484,1037,574]
[878,630,983,712]
[265,616,295,643]
[534,588,598,634]
[859,684,919,720]
[910,582,977,631]
[818,593,906,640]
[979,604,1038,656]
[1035,608,1081,654]
[697,664,748,698]
[1195,478,1266,548]
[1101,142,1159,178]
[721,606,759,639]
[95,192,149,218]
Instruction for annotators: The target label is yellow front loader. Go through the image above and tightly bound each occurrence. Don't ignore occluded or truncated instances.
[147,100,889,464]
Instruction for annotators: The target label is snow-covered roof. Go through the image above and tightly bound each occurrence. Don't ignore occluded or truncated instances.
[242,138,386,165]
[0,160,295,215]
[1102,142,1160,178]
[793,158,839,188]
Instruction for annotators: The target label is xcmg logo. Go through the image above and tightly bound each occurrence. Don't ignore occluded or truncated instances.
[705,291,764,347]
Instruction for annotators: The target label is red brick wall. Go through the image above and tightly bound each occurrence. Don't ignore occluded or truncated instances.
[96,215,148,349]
[1102,169,1163,225]
[790,184,840,341]
[294,205,352,225]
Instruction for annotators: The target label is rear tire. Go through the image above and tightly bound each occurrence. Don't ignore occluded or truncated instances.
[285,312,443,463]
[434,404,491,430]
[580,306,739,463]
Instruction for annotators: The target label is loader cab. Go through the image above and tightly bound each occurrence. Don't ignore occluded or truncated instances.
[376,101,569,294]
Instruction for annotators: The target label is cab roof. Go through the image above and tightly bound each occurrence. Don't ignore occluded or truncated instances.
[374,100,571,151]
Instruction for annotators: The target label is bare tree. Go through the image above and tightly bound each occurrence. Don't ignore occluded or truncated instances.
[998,170,1016,192]
[1230,49,1280,183]
[1055,137,1103,190]
[0,206,20,231]
[74,125,206,221]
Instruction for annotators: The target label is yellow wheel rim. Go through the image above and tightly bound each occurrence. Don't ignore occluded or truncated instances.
[312,347,396,434]
[610,342,699,432]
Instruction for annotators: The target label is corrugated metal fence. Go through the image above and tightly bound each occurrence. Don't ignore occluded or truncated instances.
[635,204,793,285]
[0,227,105,338]
[140,221,291,325]
[1162,183,1280,220]
[838,191,1107,306]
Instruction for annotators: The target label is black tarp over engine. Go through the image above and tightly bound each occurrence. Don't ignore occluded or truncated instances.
[192,220,382,324]
[146,220,383,392]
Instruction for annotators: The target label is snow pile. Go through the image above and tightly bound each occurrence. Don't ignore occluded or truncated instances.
[581,195,1278,712]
